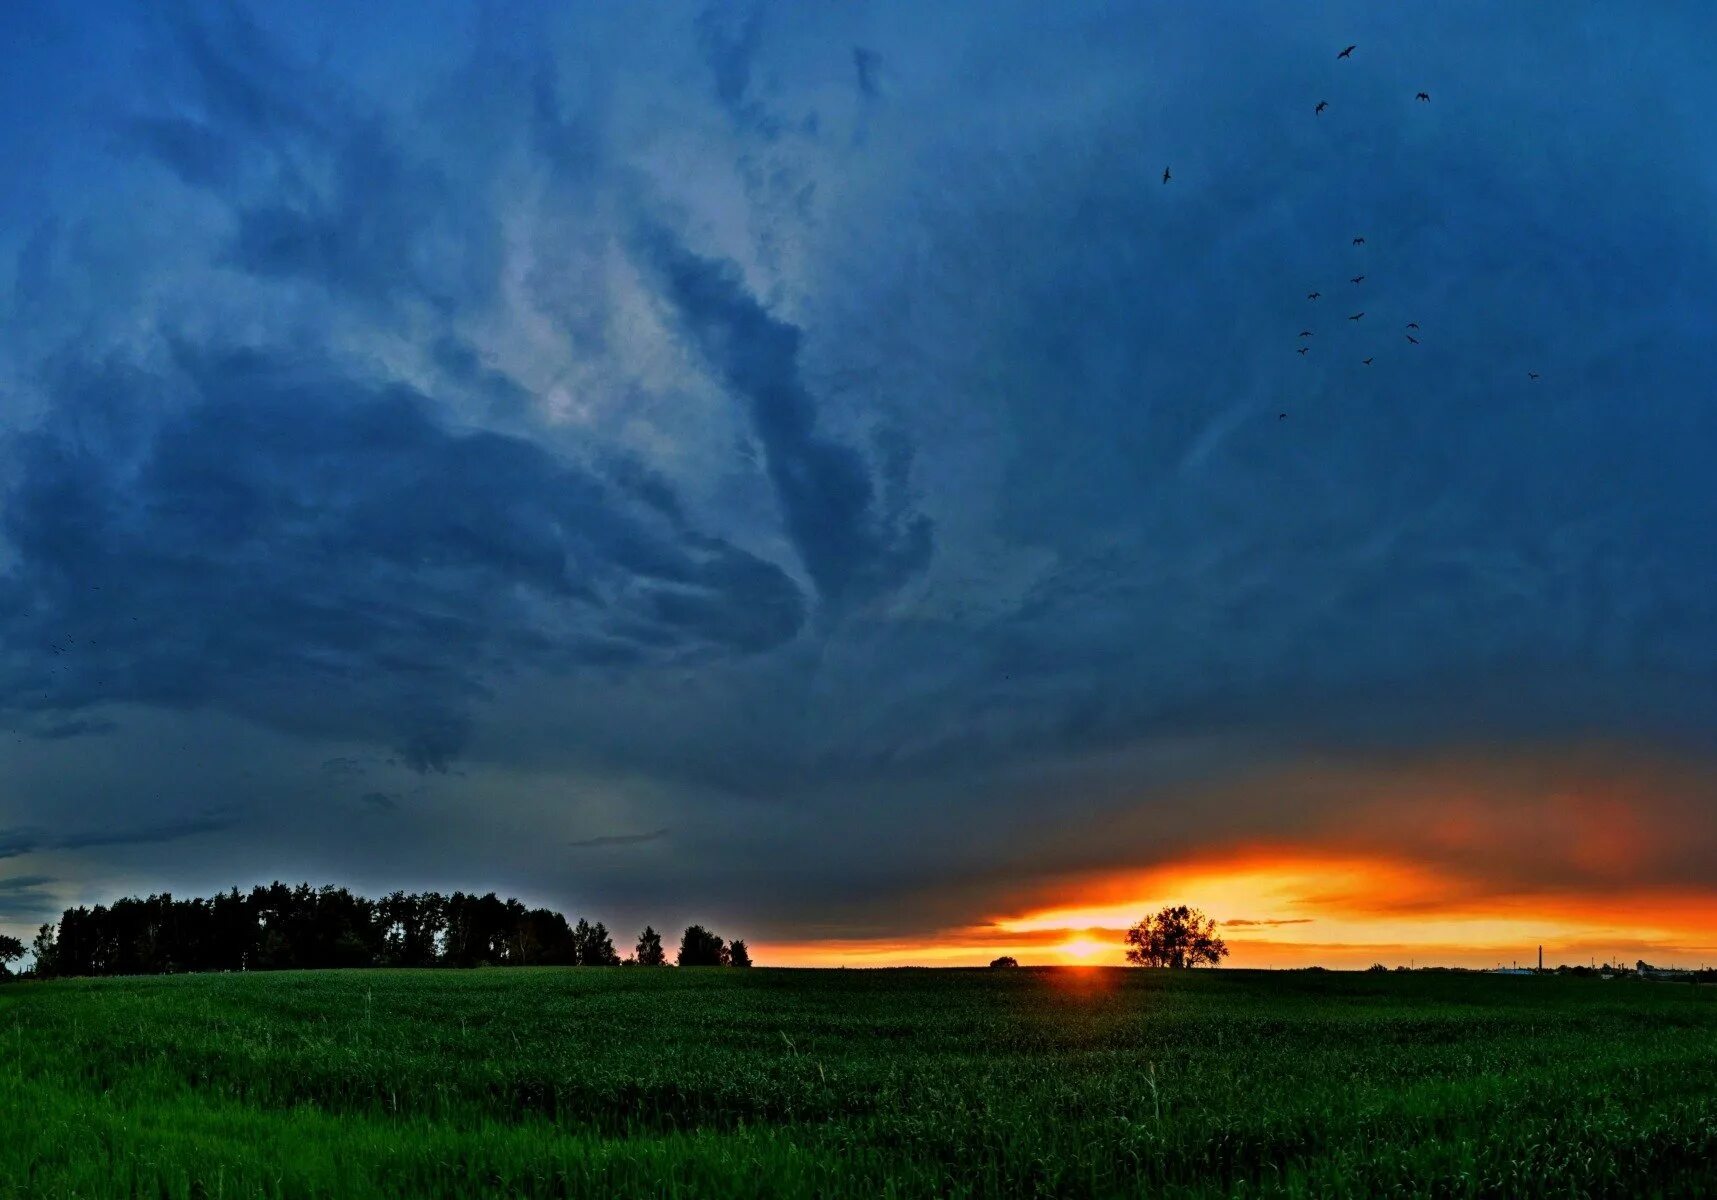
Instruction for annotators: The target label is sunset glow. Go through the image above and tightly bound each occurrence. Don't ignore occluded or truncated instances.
[1057,936,1112,962]
[764,826,1717,970]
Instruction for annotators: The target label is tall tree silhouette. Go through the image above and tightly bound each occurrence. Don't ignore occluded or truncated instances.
[29,925,57,975]
[573,918,620,966]
[0,934,24,977]
[729,939,753,968]
[635,925,666,966]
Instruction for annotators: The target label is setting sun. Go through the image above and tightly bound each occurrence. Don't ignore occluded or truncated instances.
[1057,936,1111,963]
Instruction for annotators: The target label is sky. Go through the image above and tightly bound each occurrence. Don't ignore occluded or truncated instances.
[3,1,1717,969]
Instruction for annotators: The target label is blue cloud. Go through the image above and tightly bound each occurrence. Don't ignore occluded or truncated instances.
[0,344,805,769]
[636,223,932,606]
[0,817,230,861]
[32,717,118,741]
[852,48,881,100]
[567,828,669,850]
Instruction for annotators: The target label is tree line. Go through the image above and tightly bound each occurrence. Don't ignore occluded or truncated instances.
[4,883,752,978]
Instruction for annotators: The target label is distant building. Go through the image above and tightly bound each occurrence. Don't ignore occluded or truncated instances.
[1636,961,1694,981]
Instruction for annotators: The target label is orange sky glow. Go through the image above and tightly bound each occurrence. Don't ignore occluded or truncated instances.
[754,749,1717,969]
[763,844,1717,969]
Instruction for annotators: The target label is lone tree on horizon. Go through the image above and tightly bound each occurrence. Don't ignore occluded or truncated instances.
[1124,905,1229,968]
[729,939,753,968]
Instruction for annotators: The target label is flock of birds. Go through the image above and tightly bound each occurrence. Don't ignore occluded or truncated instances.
[1163,43,1540,420]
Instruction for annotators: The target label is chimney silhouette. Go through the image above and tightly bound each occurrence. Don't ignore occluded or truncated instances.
[1538,945,1543,973]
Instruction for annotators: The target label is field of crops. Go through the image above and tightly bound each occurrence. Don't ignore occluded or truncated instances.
[3,966,1716,1197]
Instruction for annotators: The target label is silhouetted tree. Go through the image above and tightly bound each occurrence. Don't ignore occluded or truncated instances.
[379,891,446,967]
[635,925,666,966]
[989,956,1019,968]
[573,918,620,966]
[26,883,642,979]
[1124,905,1228,968]
[729,939,753,968]
[443,892,519,967]
[29,924,57,977]
[0,934,24,977]
[677,924,729,966]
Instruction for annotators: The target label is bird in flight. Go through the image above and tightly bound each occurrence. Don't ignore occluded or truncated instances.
[1416,92,1430,102]
[1350,275,1365,284]
[1307,291,1321,300]
[1162,167,1171,184]
[1315,100,1328,115]
[1528,372,1540,381]
[1338,44,1356,59]
[1299,330,1314,338]
[1297,346,1309,355]
[1405,322,1420,330]
[1348,312,1364,321]
[1362,357,1374,366]
[1405,333,1420,344]
[1279,412,1288,420]
[1352,236,1365,246]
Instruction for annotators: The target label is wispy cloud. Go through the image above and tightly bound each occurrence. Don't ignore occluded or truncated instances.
[566,828,670,850]
[32,717,117,741]
[0,817,230,861]
[0,875,59,921]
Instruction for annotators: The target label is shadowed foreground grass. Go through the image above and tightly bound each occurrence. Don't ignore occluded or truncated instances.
[3,966,1716,1197]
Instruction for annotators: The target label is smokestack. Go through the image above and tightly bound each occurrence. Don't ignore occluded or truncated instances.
[1538,945,1543,973]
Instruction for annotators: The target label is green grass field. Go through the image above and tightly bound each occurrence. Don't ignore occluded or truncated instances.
[3,967,1716,1198]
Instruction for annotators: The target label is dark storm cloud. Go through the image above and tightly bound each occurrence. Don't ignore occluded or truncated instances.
[0,345,804,769]
[852,48,881,100]
[429,337,534,420]
[0,876,59,921]
[636,224,932,606]
[0,817,230,861]
[695,2,775,137]
[0,876,56,893]
[126,3,500,318]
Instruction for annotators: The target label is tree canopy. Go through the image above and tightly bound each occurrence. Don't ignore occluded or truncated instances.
[635,925,666,966]
[20,884,750,977]
[677,924,730,967]
[0,934,24,977]
[1124,905,1229,968]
